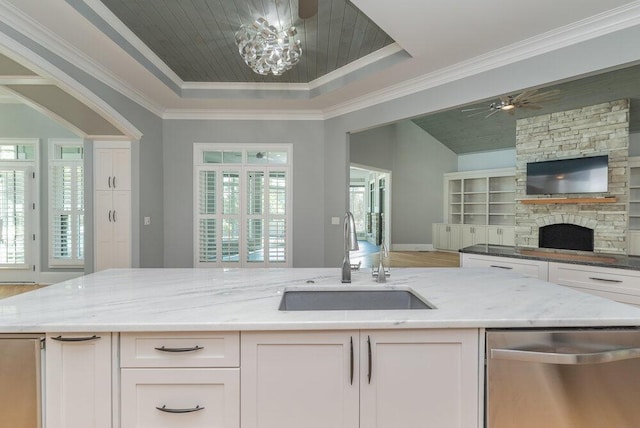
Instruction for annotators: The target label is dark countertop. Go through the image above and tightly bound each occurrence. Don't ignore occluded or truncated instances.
[460,244,640,271]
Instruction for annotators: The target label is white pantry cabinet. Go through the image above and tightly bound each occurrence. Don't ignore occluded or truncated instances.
[241,329,479,428]
[45,333,112,428]
[94,142,131,271]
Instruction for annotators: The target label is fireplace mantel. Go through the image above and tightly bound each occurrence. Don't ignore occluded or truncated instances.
[519,197,618,205]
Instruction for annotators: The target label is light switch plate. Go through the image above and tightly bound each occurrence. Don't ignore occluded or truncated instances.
[144,216,151,225]
[331,217,340,225]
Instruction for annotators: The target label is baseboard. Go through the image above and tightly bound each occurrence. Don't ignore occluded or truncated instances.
[391,244,435,251]
[38,271,84,285]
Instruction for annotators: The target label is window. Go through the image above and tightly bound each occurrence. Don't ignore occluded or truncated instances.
[0,140,36,269]
[194,145,292,267]
[49,140,84,267]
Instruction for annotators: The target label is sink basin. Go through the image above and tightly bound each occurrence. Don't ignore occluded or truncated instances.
[278,288,435,311]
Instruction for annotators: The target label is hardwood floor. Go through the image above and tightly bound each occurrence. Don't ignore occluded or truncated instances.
[0,284,47,299]
[352,249,460,268]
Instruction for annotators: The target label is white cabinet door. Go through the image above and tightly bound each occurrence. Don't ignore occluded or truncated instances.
[434,224,462,251]
[487,226,515,246]
[121,368,239,428]
[360,330,479,428]
[45,333,112,428]
[241,331,359,428]
[629,231,640,256]
[462,225,486,248]
[95,147,131,191]
[94,144,131,271]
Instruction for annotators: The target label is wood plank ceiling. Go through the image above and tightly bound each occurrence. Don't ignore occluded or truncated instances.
[100,0,395,83]
[411,64,640,154]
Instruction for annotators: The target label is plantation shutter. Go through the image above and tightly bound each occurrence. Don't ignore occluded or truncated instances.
[49,162,84,266]
[0,168,27,267]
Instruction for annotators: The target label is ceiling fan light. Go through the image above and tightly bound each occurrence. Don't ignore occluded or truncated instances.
[501,104,515,111]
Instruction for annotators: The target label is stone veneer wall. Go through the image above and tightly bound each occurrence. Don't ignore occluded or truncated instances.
[515,99,629,254]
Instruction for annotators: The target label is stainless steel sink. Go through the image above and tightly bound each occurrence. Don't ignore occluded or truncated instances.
[278,288,435,311]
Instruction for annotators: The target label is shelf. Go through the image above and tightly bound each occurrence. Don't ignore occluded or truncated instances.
[519,197,617,205]
[489,213,514,216]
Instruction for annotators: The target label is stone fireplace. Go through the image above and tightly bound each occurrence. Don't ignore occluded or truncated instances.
[514,100,630,254]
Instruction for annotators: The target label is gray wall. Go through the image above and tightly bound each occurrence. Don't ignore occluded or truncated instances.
[162,119,325,267]
[350,121,456,247]
[0,103,81,273]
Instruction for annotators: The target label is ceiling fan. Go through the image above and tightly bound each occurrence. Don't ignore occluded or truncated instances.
[462,89,561,118]
[299,0,319,19]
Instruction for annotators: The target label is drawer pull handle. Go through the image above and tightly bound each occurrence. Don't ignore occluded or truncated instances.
[490,265,513,270]
[156,405,205,414]
[154,345,204,353]
[52,335,100,342]
[589,277,623,283]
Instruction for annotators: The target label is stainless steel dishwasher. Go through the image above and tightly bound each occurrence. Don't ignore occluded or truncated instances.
[0,334,44,428]
[486,328,640,427]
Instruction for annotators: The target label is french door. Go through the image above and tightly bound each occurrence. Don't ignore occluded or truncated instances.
[194,145,291,267]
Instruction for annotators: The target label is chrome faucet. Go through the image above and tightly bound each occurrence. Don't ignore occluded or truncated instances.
[342,211,359,283]
[372,239,390,283]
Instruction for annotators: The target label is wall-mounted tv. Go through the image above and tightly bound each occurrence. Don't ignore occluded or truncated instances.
[526,155,608,195]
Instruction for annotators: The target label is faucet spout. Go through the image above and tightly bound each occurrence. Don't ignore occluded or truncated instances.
[373,239,390,283]
[342,211,359,283]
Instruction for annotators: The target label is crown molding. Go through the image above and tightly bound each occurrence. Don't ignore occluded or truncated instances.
[323,1,640,119]
[163,108,324,121]
[0,76,50,85]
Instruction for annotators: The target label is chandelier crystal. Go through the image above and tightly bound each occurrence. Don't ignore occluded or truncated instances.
[235,17,302,76]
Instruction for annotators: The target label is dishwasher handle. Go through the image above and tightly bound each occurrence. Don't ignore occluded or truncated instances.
[491,346,640,365]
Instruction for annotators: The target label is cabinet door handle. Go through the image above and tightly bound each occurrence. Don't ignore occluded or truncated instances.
[113,210,117,222]
[108,210,112,222]
[154,345,204,353]
[113,176,117,189]
[51,335,100,342]
[589,277,623,283]
[490,265,513,270]
[108,176,111,188]
[156,405,205,414]
[367,335,372,384]
[349,337,354,385]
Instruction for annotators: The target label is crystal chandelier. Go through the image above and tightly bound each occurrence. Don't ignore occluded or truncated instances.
[235,17,302,76]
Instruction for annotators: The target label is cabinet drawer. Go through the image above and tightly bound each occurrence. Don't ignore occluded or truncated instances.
[549,262,640,305]
[121,368,239,428]
[461,253,548,280]
[121,332,239,367]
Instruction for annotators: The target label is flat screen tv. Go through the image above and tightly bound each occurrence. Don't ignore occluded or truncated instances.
[526,155,608,195]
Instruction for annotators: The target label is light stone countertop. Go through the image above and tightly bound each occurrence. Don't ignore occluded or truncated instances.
[0,267,639,333]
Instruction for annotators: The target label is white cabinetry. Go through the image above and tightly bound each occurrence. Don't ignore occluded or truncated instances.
[433,223,461,251]
[45,333,112,428]
[241,329,479,428]
[94,142,131,271]
[461,225,487,248]
[460,253,549,280]
[435,168,515,251]
[549,262,640,307]
[629,158,640,255]
[120,332,240,428]
[486,226,515,246]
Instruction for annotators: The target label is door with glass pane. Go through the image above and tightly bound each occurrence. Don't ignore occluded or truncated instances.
[0,166,31,269]
[195,146,291,268]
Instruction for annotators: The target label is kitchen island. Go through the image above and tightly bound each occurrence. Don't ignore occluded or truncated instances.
[1,267,640,428]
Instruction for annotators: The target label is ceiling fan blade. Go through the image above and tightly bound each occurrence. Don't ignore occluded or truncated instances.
[461,106,486,112]
[299,0,318,19]
[485,110,501,118]
[466,110,490,117]
[512,89,538,103]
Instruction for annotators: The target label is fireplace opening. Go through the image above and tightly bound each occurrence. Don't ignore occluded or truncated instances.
[539,223,594,252]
